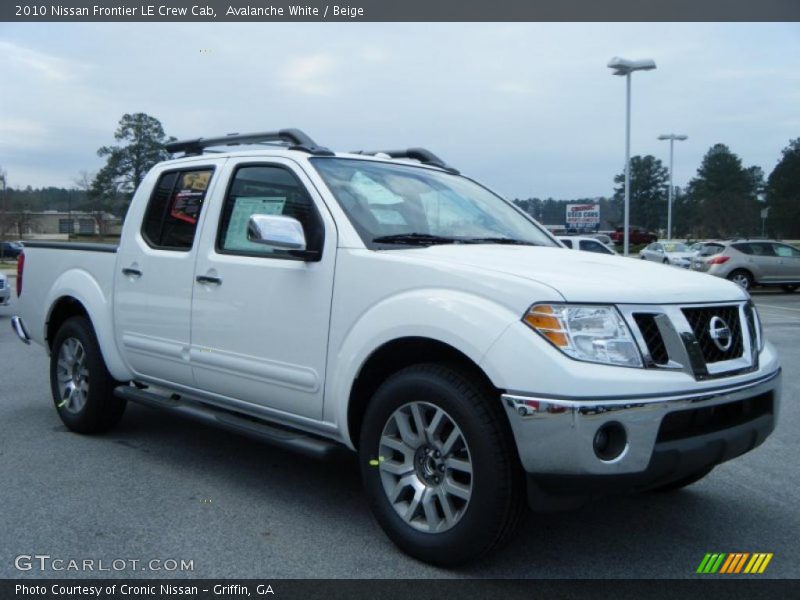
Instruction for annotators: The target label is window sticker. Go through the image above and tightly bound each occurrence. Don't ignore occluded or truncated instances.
[170,170,211,225]
[224,196,286,252]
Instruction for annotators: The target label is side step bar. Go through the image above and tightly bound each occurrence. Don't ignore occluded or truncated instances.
[114,385,342,460]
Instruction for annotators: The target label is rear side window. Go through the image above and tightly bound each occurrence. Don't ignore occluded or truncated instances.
[142,168,213,251]
[580,239,612,254]
[732,243,752,255]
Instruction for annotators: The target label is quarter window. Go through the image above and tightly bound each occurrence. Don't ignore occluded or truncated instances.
[142,168,213,250]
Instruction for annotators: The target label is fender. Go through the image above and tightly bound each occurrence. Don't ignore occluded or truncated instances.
[324,288,521,448]
[44,268,133,382]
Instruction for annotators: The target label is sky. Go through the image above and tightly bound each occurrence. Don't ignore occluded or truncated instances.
[0,22,799,199]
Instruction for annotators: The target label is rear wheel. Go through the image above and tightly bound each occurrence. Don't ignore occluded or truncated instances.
[728,269,753,291]
[782,285,798,293]
[50,316,126,433]
[359,364,524,566]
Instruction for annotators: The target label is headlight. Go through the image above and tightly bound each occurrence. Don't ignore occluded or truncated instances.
[523,303,643,367]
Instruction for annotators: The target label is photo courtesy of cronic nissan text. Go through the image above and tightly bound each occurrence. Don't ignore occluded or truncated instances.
[0,1,799,598]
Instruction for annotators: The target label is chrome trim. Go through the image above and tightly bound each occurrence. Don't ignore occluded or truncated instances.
[11,316,30,344]
[501,368,780,475]
[618,300,756,379]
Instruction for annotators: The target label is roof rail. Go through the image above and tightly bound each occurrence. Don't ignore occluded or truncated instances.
[354,148,459,174]
[165,128,334,156]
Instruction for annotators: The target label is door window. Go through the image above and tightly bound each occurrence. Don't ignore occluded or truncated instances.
[772,243,800,258]
[217,165,323,259]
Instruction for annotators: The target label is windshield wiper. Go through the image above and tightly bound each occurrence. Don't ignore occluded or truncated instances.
[372,233,462,246]
[463,237,541,246]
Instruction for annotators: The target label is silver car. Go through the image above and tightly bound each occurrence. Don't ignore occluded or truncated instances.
[639,241,694,268]
[0,272,10,306]
[691,239,800,292]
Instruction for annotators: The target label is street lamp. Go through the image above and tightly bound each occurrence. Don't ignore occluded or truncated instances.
[658,134,688,240]
[608,56,656,256]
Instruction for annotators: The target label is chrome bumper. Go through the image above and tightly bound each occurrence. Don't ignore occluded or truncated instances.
[502,369,781,476]
[11,316,31,344]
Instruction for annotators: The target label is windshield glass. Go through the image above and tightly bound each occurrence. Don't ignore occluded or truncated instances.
[663,242,689,252]
[310,158,556,248]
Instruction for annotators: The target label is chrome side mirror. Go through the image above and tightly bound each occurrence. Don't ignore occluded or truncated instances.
[247,215,306,250]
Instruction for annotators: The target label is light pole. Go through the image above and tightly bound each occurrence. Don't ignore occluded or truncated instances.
[658,134,687,240]
[608,56,656,256]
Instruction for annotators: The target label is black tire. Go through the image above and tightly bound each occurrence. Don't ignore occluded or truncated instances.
[648,466,714,493]
[662,258,669,265]
[727,269,753,291]
[359,363,525,566]
[50,316,126,433]
[782,285,798,293]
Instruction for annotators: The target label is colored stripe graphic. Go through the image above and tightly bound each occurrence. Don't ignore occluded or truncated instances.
[699,552,773,574]
[697,553,727,573]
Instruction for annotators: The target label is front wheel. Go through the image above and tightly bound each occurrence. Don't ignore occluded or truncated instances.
[359,364,524,566]
[50,316,126,433]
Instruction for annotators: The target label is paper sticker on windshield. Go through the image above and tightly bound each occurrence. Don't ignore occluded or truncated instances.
[170,170,212,225]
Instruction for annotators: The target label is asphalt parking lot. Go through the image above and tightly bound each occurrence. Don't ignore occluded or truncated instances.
[0,288,797,579]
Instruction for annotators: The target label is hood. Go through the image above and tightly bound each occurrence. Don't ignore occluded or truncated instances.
[666,251,695,260]
[398,245,747,304]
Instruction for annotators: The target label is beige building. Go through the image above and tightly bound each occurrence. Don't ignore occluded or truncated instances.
[1,210,122,238]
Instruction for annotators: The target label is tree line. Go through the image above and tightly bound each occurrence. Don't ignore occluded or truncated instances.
[515,139,800,239]
[2,112,799,240]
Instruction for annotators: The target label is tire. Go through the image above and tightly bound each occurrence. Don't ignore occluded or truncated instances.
[50,316,126,433]
[359,364,525,566]
[662,258,669,265]
[648,466,714,492]
[782,285,798,293]
[727,269,753,291]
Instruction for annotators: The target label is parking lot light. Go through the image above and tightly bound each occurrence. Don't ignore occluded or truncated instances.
[608,56,657,256]
[658,134,688,240]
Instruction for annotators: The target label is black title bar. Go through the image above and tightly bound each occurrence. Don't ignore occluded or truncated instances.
[3,0,800,22]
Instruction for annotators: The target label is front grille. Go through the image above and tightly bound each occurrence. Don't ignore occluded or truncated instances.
[633,313,669,365]
[0,279,4,289]
[682,305,743,364]
[656,392,773,443]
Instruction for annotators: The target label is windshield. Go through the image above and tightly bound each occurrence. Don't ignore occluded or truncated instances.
[310,158,556,248]
[663,242,689,252]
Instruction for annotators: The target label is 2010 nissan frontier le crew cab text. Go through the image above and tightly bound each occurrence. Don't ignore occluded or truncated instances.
[12,129,781,565]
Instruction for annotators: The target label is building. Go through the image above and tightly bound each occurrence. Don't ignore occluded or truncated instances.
[0,210,122,238]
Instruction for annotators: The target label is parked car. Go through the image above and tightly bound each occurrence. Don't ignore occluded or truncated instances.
[558,236,617,255]
[639,241,695,268]
[0,271,9,305]
[0,241,23,260]
[609,226,657,246]
[691,239,800,292]
[11,129,781,565]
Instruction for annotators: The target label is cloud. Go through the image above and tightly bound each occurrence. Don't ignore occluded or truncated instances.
[279,54,337,96]
[0,41,83,83]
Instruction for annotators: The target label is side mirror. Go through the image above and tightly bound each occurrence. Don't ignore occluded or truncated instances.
[247,214,306,249]
[246,214,320,261]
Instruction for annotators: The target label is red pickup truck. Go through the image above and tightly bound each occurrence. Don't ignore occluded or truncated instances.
[610,226,657,246]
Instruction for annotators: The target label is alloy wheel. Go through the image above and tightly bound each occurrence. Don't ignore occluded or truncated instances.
[55,338,90,414]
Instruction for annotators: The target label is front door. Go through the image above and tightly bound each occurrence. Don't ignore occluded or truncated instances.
[189,158,336,419]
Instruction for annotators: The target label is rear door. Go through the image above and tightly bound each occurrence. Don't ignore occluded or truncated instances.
[189,158,337,419]
[114,163,220,386]
[747,242,781,282]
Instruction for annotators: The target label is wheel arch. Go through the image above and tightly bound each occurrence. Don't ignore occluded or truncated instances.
[346,336,501,450]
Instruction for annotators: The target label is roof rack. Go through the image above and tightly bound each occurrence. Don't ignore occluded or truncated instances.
[353,148,459,174]
[165,128,334,156]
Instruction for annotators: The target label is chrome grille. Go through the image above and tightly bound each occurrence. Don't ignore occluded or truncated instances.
[682,305,743,363]
[632,313,669,365]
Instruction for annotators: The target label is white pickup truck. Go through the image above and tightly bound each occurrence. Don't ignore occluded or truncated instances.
[12,129,781,565]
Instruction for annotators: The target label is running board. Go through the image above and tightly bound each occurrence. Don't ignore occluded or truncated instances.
[114,385,342,459]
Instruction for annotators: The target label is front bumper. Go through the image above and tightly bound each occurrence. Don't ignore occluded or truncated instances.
[502,368,780,479]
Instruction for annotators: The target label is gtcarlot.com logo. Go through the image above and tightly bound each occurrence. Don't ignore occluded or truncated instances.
[14,554,194,572]
[696,552,773,574]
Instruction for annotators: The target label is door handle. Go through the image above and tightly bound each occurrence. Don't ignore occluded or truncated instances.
[122,267,142,277]
[196,274,222,285]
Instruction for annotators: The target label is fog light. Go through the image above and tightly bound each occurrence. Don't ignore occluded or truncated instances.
[593,422,627,461]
